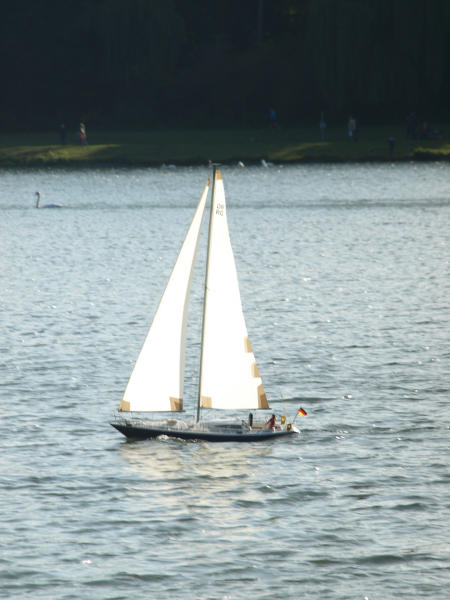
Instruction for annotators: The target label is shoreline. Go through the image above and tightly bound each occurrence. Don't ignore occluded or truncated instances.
[1,126,448,168]
[0,154,447,170]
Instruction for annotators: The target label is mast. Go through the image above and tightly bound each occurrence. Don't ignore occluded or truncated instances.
[196,165,218,422]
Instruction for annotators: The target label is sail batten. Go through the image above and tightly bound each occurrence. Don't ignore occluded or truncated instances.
[119,181,210,412]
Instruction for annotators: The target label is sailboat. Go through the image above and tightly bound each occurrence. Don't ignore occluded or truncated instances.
[111,168,301,442]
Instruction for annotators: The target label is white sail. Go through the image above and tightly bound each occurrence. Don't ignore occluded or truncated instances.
[199,171,269,410]
[119,180,210,412]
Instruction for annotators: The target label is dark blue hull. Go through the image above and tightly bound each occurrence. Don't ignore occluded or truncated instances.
[111,421,298,442]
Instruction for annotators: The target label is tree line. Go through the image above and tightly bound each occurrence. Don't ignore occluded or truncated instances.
[1,0,448,131]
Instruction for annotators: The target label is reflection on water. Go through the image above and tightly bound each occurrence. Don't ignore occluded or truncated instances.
[119,440,272,505]
[120,438,271,480]
[118,440,277,551]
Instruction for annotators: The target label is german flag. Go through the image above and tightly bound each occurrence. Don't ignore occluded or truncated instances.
[298,407,307,417]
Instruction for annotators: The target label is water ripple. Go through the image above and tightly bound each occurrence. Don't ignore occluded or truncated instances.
[1,164,449,599]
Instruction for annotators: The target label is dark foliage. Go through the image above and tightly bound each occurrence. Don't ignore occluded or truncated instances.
[1,0,448,131]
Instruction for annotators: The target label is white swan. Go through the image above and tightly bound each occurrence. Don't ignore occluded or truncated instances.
[260,159,273,168]
[35,192,63,209]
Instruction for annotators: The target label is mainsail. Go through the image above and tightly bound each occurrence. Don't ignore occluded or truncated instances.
[199,171,269,410]
[119,180,210,412]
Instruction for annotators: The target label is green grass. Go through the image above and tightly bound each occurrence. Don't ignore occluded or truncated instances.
[0,125,448,167]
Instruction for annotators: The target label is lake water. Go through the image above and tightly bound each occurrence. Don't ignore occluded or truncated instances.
[0,162,449,599]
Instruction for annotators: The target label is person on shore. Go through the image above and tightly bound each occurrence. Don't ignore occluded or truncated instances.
[420,121,429,139]
[319,111,326,140]
[269,107,278,128]
[387,136,395,156]
[406,112,418,139]
[59,123,67,144]
[79,122,87,145]
[348,116,356,140]
[354,117,359,141]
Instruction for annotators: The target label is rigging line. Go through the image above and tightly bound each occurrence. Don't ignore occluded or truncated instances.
[196,165,218,422]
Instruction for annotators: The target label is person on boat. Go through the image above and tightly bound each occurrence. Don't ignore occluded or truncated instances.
[265,414,276,430]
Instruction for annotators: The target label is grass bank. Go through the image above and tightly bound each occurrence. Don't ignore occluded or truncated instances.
[0,124,448,167]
